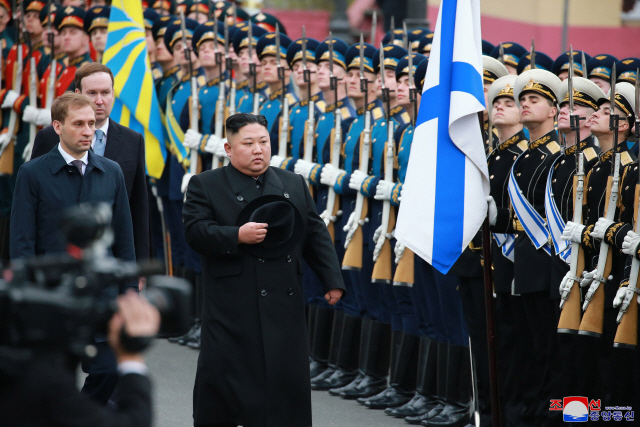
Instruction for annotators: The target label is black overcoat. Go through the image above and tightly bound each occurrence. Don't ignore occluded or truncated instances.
[183,164,345,427]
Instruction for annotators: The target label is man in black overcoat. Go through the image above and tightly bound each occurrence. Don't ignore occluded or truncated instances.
[183,113,346,427]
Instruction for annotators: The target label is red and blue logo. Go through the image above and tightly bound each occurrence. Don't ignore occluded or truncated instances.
[563,396,589,422]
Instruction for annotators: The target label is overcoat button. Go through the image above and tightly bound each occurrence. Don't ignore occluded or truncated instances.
[258,258,265,263]
[237,195,244,201]
[261,290,267,296]
[287,255,291,262]
[283,192,289,198]
[288,288,293,296]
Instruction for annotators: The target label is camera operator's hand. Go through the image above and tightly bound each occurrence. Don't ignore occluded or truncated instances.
[108,291,160,364]
[238,222,268,244]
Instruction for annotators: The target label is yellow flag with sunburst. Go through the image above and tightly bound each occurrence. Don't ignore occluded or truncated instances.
[103,0,166,179]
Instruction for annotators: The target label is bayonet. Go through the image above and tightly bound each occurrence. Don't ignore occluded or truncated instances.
[329,32,338,101]
[275,24,285,105]
[610,62,618,132]
[568,45,574,116]
[581,51,588,78]
[390,16,395,43]
[370,10,377,45]
[248,23,260,114]
[402,21,408,50]
[178,11,200,176]
[530,39,536,70]
[359,33,369,108]
[232,3,237,24]
[380,42,391,120]
[498,42,504,66]
[408,44,417,127]
[214,17,223,77]
[302,25,311,101]
[224,17,232,75]
[207,0,212,20]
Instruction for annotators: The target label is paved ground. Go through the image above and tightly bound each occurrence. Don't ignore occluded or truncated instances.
[147,339,412,427]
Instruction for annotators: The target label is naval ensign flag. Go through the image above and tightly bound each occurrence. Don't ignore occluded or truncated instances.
[395,0,490,274]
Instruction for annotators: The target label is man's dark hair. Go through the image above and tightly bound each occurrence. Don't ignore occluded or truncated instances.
[74,63,115,92]
[226,113,268,136]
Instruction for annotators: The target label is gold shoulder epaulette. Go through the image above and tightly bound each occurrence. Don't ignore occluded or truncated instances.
[340,106,351,119]
[316,100,326,113]
[286,93,297,104]
[583,147,597,162]
[197,75,206,87]
[401,112,410,124]
[621,151,633,166]
[373,107,383,120]
[545,141,561,155]
[517,140,529,152]
[153,68,163,80]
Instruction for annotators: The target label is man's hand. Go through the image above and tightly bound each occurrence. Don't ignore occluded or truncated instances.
[36,108,52,126]
[590,217,613,241]
[349,170,368,191]
[294,159,317,179]
[270,155,285,168]
[183,129,203,149]
[238,222,268,244]
[562,221,585,243]
[22,105,39,124]
[214,139,228,158]
[1,89,18,109]
[622,230,640,256]
[108,291,160,363]
[374,180,394,201]
[320,164,345,187]
[138,276,146,291]
[394,240,406,264]
[324,288,344,306]
[204,134,223,154]
[487,196,498,226]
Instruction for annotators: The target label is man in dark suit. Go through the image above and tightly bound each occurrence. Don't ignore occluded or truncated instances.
[183,113,346,427]
[1,291,159,427]
[30,62,149,264]
[11,92,136,405]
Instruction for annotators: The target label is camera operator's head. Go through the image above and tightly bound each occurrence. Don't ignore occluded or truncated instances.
[52,93,96,160]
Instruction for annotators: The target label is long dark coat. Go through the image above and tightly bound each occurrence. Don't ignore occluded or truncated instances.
[183,164,345,427]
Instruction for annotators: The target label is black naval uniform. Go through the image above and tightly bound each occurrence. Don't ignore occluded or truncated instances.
[493,129,562,427]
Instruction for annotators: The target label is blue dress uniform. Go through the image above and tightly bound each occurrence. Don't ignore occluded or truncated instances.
[143,9,164,83]
[255,32,297,139]
[489,41,526,72]
[159,18,203,280]
[231,22,270,114]
[153,16,180,109]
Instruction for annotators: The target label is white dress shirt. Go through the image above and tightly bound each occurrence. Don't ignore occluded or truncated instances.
[58,143,89,175]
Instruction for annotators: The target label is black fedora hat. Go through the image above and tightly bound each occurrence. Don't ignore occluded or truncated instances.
[236,195,304,259]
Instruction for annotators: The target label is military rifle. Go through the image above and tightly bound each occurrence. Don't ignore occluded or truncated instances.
[530,39,536,70]
[301,26,315,175]
[402,21,408,50]
[302,26,311,102]
[46,0,56,111]
[247,23,260,114]
[278,96,289,161]
[22,9,39,161]
[558,48,587,333]
[223,17,233,166]
[614,68,640,348]
[498,42,504,66]
[390,16,395,43]
[322,108,342,241]
[408,43,417,127]
[275,24,285,106]
[178,11,200,177]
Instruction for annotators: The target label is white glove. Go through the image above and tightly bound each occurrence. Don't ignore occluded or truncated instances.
[580,269,596,288]
[343,212,357,233]
[590,217,614,241]
[22,105,39,124]
[487,196,498,226]
[22,142,33,162]
[558,271,575,305]
[561,221,585,244]
[270,155,285,168]
[181,172,194,194]
[293,159,317,179]
[349,170,368,191]
[204,134,223,154]
[183,129,203,149]
[214,140,228,158]
[614,286,639,322]
[0,133,11,150]
[394,240,406,264]
[374,180,394,201]
[36,108,51,126]
[622,230,640,256]
[1,90,19,109]
[320,164,345,187]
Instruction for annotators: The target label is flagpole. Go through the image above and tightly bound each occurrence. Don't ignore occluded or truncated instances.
[479,112,501,427]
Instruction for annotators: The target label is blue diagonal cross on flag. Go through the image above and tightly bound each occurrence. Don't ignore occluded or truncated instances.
[396,0,490,273]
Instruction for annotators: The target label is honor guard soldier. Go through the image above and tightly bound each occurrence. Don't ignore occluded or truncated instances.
[586,54,618,93]
[152,0,176,16]
[143,8,164,83]
[0,0,14,59]
[493,69,562,426]
[485,75,529,426]
[552,50,591,81]
[84,6,109,63]
[562,82,637,407]
[182,0,209,24]
[362,52,426,413]
[489,41,526,75]
[232,23,268,113]
[181,20,227,169]
[616,58,640,85]
[255,31,297,142]
[153,15,181,110]
[251,11,286,34]
[482,56,509,148]
[517,50,554,74]
[217,2,249,25]
[416,32,434,58]
[37,3,64,92]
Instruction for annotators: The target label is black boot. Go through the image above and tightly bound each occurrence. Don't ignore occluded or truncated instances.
[386,335,439,418]
[309,306,334,379]
[313,313,361,390]
[339,319,391,400]
[363,332,418,409]
[168,319,200,343]
[311,310,344,389]
[186,325,201,349]
[329,317,371,396]
[405,340,448,424]
[423,344,472,427]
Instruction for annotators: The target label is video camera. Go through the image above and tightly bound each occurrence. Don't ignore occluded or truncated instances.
[0,203,192,356]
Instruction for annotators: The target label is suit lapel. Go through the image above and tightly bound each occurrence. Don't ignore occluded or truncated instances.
[261,167,286,197]
[103,119,124,161]
[225,165,286,205]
